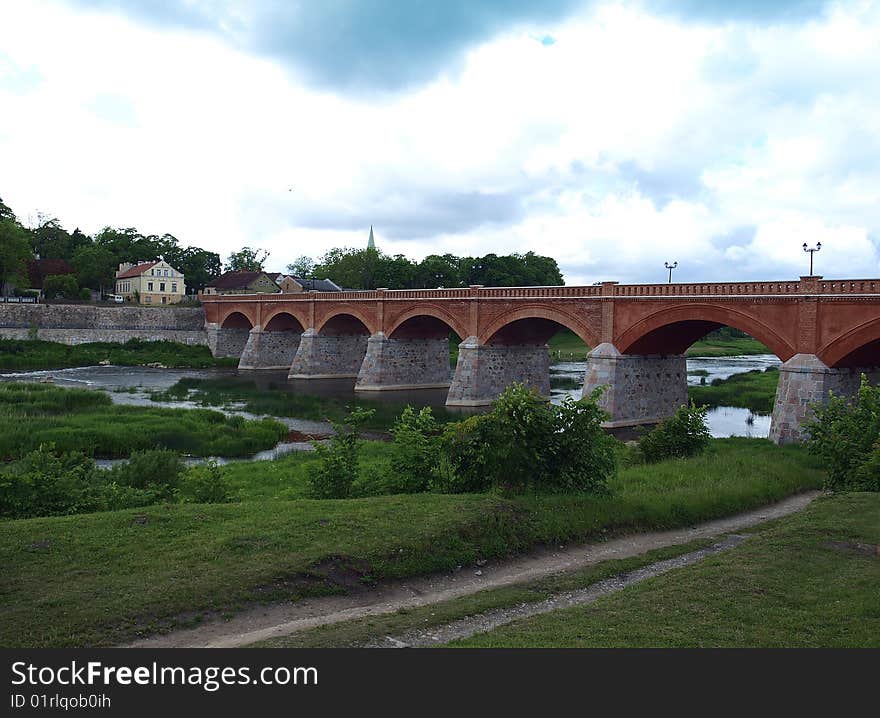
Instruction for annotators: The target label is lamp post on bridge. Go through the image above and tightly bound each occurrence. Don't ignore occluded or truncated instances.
[664,261,678,283]
[803,242,821,276]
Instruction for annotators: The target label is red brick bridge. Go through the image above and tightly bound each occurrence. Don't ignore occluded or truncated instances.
[201,276,880,443]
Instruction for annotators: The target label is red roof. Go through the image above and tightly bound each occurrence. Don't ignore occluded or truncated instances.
[27,259,75,288]
[116,262,159,279]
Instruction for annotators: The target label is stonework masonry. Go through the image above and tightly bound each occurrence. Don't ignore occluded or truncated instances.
[288,329,368,378]
[355,333,451,391]
[446,336,550,406]
[0,303,206,345]
[239,328,302,370]
[582,343,688,427]
[768,354,880,444]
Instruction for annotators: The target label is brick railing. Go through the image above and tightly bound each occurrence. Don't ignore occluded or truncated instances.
[201,277,880,301]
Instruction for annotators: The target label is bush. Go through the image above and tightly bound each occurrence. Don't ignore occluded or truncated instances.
[105,448,186,500]
[805,376,880,492]
[0,445,102,519]
[639,403,711,463]
[388,406,441,493]
[42,275,79,300]
[309,407,375,499]
[178,461,236,503]
[435,384,616,495]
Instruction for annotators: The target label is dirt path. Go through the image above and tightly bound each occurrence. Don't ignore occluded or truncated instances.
[370,534,750,647]
[126,491,820,649]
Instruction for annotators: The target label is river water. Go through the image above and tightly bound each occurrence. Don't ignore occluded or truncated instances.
[1,354,781,463]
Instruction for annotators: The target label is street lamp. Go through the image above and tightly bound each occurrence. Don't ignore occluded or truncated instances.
[665,261,678,283]
[803,242,821,276]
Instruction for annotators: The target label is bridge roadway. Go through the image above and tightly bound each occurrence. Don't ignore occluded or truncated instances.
[201,276,880,443]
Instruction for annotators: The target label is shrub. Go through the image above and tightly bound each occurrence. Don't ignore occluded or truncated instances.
[105,448,186,500]
[309,407,375,499]
[388,406,441,493]
[805,376,880,492]
[435,384,616,495]
[639,403,711,463]
[178,461,236,503]
[0,445,102,519]
[42,275,79,300]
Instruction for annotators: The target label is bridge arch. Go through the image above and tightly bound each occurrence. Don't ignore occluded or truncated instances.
[820,317,880,368]
[219,310,254,330]
[262,310,306,333]
[387,305,469,341]
[316,309,375,336]
[614,304,796,359]
[478,305,600,347]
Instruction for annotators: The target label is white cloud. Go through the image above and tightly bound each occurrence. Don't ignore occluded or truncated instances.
[0,0,879,283]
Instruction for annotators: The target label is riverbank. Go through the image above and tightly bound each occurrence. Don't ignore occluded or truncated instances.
[548,329,770,361]
[0,338,236,370]
[0,438,823,647]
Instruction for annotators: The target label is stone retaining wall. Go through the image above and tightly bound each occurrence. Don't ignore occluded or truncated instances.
[0,303,207,345]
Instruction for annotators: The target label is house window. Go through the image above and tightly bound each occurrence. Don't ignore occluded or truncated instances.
[148,282,154,291]
[172,283,177,293]
[145,295,152,303]
[161,296,167,304]
[160,283,166,292]
[164,269,169,277]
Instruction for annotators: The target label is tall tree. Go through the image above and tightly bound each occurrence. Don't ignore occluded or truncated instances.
[226,246,269,272]
[0,199,33,295]
[286,256,316,278]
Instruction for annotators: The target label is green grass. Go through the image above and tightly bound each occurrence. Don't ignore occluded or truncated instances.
[0,438,824,647]
[452,492,880,647]
[151,376,460,432]
[0,383,288,460]
[689,368,780,414]
[0,338,238,370]
[546,329,771,361]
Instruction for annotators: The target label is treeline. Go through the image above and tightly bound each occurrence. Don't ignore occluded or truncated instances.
[289,247,563,290]
[0,196,221,296]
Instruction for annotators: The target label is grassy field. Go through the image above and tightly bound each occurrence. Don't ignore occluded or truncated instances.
[0,438,824,647]
[0,383,287,460]
[452,492,880,647]
[547,329,771,361]
[151,376,460,431]
[689,368,780,414]
[0,338,237,370]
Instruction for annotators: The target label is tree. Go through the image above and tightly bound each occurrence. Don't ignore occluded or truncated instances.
[0,200,33,295]
[286,256,316,278]
[43,274,80,300]
[226,246,269,272]
[71,244,117,292]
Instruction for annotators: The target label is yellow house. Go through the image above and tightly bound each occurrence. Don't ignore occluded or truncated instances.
[115,260,186,305]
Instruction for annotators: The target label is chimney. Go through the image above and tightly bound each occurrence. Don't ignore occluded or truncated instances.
[117,262,133,277]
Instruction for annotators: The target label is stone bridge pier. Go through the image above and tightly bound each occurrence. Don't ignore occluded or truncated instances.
[239,313,304,370]
[205,319,250,359]
[356,315,456,392]
[288,315,369,379]
[582,343,688,427]
[769,354,880,444]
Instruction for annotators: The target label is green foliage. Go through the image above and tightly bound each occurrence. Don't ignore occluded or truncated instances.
[0,338,237,371]
[389,406,441,493]
[309,407,375,499]
[638,403,712,463]
[805,376,880,491]
[0,207,34,294]
[688,368,779,414]
[105,448,186,500]
[437,384,616,495]
[225,246,269,272]
[42,274,79,299]
[178,461,236,503]
[0,383,288,461]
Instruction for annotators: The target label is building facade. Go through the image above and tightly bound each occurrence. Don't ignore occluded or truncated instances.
[202,271,282,296]
[115,260,187,304]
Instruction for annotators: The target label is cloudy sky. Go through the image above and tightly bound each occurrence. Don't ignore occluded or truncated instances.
[1,0,879,285]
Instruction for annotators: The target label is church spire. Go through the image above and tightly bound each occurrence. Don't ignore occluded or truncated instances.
[367,225,376,250]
